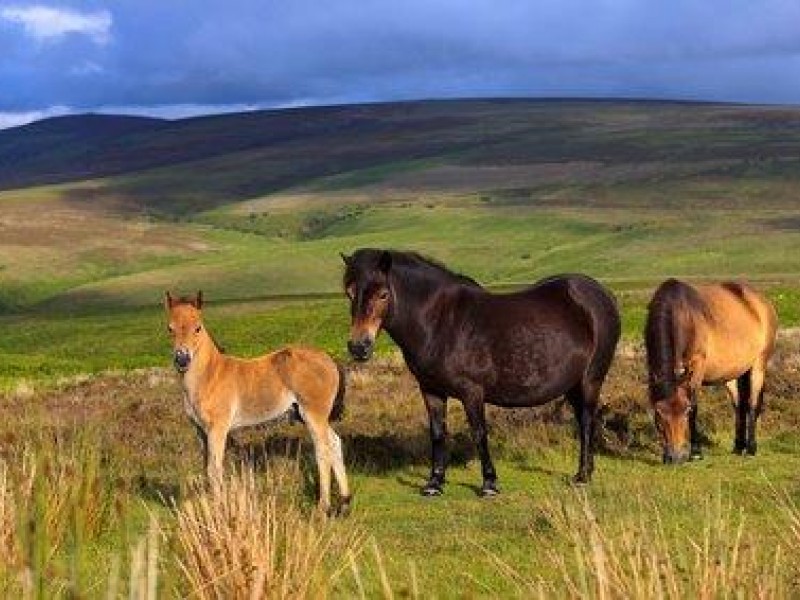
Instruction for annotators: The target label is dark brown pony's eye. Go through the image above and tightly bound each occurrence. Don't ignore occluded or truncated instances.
[377,289,389,301]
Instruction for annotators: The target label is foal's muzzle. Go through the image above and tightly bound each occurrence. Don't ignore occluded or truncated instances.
[348,339,374,362]
[173,348,192,373]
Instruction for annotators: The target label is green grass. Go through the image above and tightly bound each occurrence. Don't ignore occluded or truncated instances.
[3,99,800,595]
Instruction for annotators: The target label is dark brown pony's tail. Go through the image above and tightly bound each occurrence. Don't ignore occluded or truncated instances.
[329,362,347,422]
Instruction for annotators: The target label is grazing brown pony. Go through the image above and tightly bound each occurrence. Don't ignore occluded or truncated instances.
[164,291,351,515]
[342,249,621,495]
[645,279,777,464]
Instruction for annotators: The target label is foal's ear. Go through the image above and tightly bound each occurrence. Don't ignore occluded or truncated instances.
[378,251,392,274]
[193,290,203,309]
[164,291,174,310]
[340,252,351,266]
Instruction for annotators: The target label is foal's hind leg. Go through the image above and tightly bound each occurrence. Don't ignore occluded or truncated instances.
[567,380,600,485]
[328,426,351,515]
[305,415,333,514]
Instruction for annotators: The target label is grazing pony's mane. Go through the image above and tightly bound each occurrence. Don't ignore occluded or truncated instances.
[645,279,710,400]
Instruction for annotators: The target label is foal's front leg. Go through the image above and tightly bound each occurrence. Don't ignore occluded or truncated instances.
[421,390,448,496]
[205,424,229,490]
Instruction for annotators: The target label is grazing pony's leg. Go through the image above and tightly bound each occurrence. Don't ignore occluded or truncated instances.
[462,394,498,496]
[421,390,448,496]
[688,387,703,460]
[733,372,751,454]
[328,426,351,515]
[746,365,766,456]
[568,378,601,484]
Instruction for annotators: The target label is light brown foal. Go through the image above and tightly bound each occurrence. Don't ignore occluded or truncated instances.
[165,291,350,515]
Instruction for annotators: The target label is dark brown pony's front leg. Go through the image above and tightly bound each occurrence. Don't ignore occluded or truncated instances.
[421,390,448,496]
[463,395,498,496]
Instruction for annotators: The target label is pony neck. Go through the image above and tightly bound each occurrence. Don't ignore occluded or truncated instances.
[184,326,223,383]
[383,264,471,351]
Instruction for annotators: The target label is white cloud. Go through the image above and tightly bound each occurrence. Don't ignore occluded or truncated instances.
[1,5,111,45]
[0,105,71,129]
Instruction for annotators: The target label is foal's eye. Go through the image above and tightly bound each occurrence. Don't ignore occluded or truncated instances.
[195,325,202,334]
[167,324,174,334]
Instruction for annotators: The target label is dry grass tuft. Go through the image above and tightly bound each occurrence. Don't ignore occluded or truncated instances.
[173,460,364,599]
[485,490,788,599]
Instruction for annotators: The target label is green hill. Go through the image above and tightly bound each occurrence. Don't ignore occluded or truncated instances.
[1,98,800,383]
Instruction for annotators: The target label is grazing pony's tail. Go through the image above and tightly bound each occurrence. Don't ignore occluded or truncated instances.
[329,362,347,421]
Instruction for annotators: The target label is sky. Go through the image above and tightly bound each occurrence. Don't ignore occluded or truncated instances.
[2,1,800,128]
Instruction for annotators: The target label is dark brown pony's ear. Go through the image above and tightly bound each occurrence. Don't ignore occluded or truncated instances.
[194,290,203,309]
[164,291,174,310]
[378,251,392,274]
[340,252,351,266]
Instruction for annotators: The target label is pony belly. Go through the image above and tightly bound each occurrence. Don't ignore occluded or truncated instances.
[230,391,296,430]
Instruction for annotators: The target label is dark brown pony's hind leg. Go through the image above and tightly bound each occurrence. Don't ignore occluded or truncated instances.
[463,394,498,497]
[568,380,600,485]
[733,371,751,455]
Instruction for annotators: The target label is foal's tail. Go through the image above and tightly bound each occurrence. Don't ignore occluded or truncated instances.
[329,362,347,422]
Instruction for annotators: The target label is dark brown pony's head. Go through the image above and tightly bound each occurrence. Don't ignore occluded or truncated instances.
[341,250,392,361]
[164,291,204,373]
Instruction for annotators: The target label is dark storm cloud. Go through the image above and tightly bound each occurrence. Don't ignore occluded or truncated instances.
[2,0,800,125]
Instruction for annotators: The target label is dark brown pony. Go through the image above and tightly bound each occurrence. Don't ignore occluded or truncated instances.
[645,279,777,464]
[342,249,620,495]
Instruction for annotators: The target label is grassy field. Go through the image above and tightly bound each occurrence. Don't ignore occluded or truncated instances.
[2,99,800,597]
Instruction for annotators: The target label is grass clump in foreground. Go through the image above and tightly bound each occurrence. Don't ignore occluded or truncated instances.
[497,490,793,599]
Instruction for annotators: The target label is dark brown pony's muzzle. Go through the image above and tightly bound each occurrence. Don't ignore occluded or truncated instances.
[348,338,374,362]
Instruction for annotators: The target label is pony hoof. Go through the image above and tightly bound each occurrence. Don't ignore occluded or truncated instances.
[690,452,703,461]
[480,484,499,497]
[571,475,590,487]
[421,484,443,497]
[732,445,746,455]
[337,496,353,518]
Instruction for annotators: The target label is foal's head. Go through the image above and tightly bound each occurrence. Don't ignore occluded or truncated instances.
[164,291,205,373]
[341,250,392,361]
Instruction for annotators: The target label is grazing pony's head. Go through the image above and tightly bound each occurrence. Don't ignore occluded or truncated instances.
[341,250,393,362]
[164,291,204,373]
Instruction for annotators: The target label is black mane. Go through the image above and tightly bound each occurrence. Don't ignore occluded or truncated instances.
[344,248,481,289]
